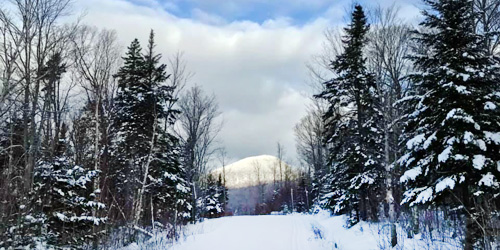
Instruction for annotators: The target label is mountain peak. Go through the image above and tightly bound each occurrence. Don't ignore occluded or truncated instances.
[212,155,295,189]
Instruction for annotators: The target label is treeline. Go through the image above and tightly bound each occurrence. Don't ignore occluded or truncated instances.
[0,1,227,248]
[295,0,499,249]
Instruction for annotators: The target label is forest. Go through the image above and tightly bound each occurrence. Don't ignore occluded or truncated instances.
[0,0,499,249]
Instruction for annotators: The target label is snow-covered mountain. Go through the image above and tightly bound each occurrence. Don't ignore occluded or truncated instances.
[212,155,296,189]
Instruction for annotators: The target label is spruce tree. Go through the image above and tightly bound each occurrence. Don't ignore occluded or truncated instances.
[110,31,190,227]
[28,124,105,249]
[317,5,384,225]
[202,173,225,218]
[109,38,146,222]
[142,30,191,227]
[399,0,500,248]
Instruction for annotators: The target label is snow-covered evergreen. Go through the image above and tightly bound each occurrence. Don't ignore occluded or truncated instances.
[7,125,106,249]
[201,173,227,218]
[317,5,385,225]
[109,31,190,227]
[398,0,500,248]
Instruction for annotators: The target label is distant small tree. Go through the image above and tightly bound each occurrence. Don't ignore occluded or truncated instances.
[202,173,225,218]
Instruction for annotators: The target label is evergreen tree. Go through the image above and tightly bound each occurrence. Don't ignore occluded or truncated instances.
[142,31,191,227]
[218,173,228,214]
[110,31,190,227]
[109,38,146,222]
[202,173,225,218]
[317,5,384,226]
[20,124,106,249]
[399,0,500,248]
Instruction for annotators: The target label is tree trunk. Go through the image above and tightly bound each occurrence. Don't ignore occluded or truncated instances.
[191,182,197,222]
[133,118,157,226]
[385,125,397,247]
[463,183,475,250]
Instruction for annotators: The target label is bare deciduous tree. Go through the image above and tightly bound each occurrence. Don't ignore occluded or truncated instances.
[217,147,228,210]
[71,25,121,201]
[294,103,328,201]
[176,85,222,220]
[0,0,76,192]
[367,5,413,247]
[474,0,500,55]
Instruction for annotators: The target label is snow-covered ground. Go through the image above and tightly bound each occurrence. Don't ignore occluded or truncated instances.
[122,211,462,250]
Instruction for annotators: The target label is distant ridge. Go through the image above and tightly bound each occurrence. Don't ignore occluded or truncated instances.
[212,155,296,189]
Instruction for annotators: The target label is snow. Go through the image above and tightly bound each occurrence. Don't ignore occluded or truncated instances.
[423,132,436,149]
[172,215,332,250]
[435,177,455,193]
[472,155,486,170]
[478,173,498,187]
[443,108,480,130]
[475,139,487,151]
[55,212,67,221]
[120,213,461,250]
[484,101,496,110]
[406,133,425,150]
[413,187,434,205]
[400,166,422,183]
[438,146,452,163]
[211,155,297,189]
[484,131,500,145]
[454,84,470,94]
[463,131,473,143]
[453,154,467,161]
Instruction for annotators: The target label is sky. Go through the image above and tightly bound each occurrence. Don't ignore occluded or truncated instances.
[73,0,422,165]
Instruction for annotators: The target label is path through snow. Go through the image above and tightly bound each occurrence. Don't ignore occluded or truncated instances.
[122,213,462,250]
[172,215,328,250]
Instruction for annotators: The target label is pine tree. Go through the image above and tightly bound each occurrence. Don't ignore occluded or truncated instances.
[317,5,384,226]
[39,53,67,159]
[399,1,500,248]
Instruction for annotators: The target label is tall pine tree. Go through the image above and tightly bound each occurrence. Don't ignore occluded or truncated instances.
[399,0,500,249]
[317,5,384,226]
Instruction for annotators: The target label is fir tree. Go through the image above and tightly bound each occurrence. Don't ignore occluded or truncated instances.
[317,5,384,225]
[399,0,500,248]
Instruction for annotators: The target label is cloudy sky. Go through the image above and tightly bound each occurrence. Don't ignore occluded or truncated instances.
[74,0,421,165]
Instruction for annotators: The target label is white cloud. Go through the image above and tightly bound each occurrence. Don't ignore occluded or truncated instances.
[191,8,227,25]
[73,0,327,162]
[73,0,420,163]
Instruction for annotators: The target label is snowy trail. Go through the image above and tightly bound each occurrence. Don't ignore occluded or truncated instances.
[172,215,327,250]
[123,213,462,250]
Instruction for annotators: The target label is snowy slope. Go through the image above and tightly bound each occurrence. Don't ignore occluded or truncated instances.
[212,155,297,189]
